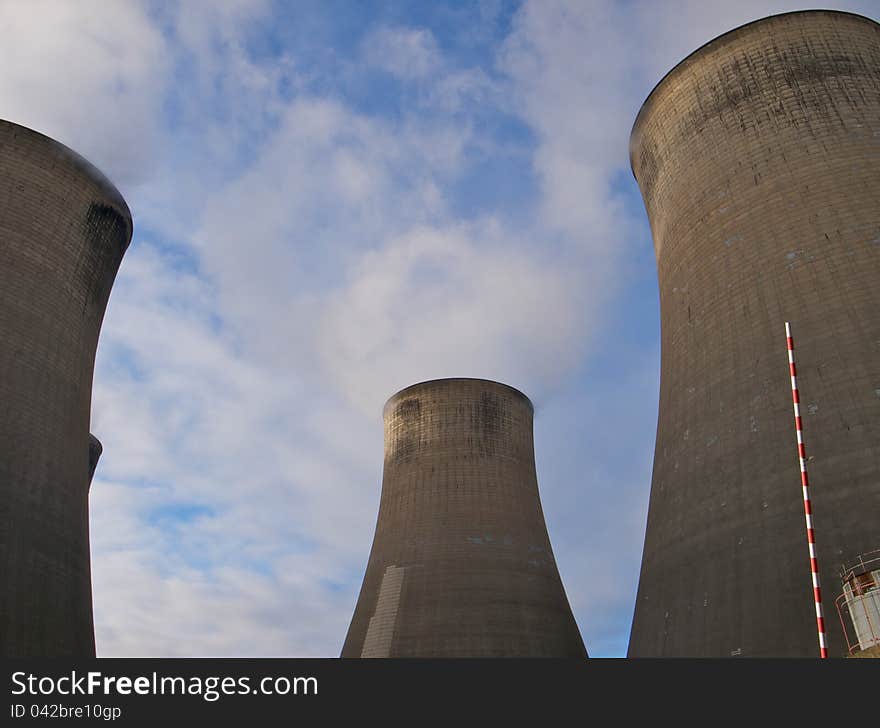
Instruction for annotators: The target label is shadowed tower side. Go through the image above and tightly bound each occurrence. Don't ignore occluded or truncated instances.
[0,120,132,657]
[88,434,103,487]
[628,11,880,657]
[342,378,587,657]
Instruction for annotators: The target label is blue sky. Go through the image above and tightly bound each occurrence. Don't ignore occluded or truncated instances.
[2,0,876,657]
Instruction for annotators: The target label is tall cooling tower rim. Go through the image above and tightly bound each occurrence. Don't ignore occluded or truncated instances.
[383,377,534,416]
[0,118,133,245]
[629,9,880,174]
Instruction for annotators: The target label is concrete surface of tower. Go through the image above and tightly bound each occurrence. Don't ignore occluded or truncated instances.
[0,120,132,657]
[628,11,880,657]
[342,378,587,657]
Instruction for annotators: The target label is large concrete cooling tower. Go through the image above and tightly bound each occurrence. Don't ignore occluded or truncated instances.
[0,120,132,657]
[628,10,880,657]
[342,378,587,657]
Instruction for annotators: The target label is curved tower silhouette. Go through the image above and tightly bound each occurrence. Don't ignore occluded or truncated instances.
[0,120,132,657]
[88,434,103,488]
[628,11,880,657]
[342,378,586,657]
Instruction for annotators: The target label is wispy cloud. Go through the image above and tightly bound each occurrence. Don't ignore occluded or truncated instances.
[362,26,442,80]
[0,0,169,186]
[1,0,875,656]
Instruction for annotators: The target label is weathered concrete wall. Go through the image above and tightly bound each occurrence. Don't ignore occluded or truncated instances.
[342,378,587,657]
[629,11,880,657]
[0,120,132,657]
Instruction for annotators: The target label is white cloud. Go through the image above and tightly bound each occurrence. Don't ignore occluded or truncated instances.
[92,241,376,655]
[316,222,594,414]
[362,26,442,80]
[0,0,169,188]
[499,1,640,242]
[189,94,472,363]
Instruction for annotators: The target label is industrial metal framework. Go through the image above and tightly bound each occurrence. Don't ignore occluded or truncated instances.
[836,550,880,656]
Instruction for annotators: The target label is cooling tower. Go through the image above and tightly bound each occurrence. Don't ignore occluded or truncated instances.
[628,10,880,657]
[0,120,132,657]
[342,378,587,657]
[88,434,103,488]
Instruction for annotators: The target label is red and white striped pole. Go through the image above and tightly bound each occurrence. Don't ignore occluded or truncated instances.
[785,321,828,658]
